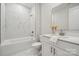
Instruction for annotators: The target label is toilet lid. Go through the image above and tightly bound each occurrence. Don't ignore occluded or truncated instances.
[32,42,42,46]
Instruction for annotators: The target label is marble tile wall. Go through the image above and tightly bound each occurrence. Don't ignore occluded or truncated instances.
[1,3,32,40]
[1,3,41,42]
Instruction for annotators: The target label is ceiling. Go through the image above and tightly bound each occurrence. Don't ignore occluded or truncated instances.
[20,3,35,9]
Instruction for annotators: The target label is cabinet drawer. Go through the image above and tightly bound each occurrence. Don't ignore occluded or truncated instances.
[56,40,79,55]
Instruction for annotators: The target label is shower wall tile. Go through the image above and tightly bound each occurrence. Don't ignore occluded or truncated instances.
[1,3,32,40]
[1,3,6,42]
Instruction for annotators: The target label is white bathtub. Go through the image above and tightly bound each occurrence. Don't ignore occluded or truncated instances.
[0,36,35,56]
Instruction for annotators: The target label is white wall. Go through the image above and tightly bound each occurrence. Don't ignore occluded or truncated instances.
[41,3,62,34]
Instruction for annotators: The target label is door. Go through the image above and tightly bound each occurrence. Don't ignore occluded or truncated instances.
[42,42,52,56]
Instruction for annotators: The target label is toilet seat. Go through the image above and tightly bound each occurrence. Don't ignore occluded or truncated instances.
[32,42,42,46]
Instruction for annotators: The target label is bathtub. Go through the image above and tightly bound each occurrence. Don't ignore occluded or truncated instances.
[0,36,35,56]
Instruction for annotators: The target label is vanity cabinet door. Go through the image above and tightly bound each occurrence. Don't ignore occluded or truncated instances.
[40,36,55,56]
[55,47,73,56]
[42,42,52,56]
[55,40,79,56]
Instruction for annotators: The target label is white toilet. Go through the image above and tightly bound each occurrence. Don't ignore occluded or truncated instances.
[32,42,42,50]
[32,42,42,55]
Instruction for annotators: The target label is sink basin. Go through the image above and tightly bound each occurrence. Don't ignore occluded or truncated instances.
[59,36,72,39]
[59,36,79,45]
[41,34,59,38]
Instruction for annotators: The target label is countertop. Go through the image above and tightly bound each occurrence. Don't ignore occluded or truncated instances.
[40,34,79,45]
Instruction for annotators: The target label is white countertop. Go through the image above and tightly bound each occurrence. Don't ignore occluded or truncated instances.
[40,34,79,45]
[59,36,79,45]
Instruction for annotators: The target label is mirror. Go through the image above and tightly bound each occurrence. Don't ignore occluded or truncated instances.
[52,3,79,32]
[69,4,79,31]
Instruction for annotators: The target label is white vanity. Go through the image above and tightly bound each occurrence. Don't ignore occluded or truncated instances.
[39,3,79,56]
[40,34,79,56]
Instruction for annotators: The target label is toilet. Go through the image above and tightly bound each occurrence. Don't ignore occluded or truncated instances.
[32,42,42,56]
[32,42,42,50]
[32,42,42,55]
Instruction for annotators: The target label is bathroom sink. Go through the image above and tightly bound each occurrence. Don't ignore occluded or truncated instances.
[49,36,75,43]
[59,36,71,39]
[41,34,59,38]
[58,36,79,45]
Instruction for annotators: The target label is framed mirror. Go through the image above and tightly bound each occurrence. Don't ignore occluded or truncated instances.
[52,3,79,32]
